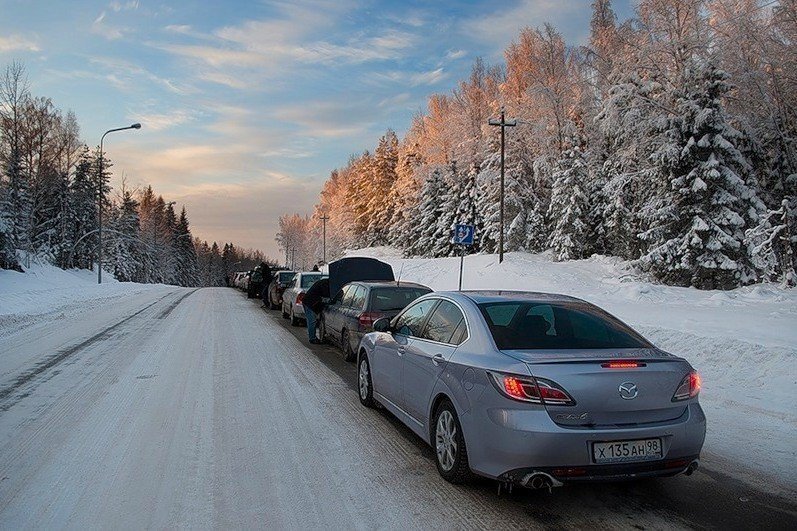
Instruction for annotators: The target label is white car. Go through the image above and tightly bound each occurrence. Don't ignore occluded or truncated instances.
[281,271,327,326]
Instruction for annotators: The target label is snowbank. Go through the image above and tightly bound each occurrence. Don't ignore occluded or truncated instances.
[345,248,797,490]
[0,263,163,335]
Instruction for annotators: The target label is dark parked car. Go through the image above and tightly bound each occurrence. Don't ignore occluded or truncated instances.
[246,269,262,299]
[319,281,432,361]
[267,271,297,310]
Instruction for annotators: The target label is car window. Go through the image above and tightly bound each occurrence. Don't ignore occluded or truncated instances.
[350,286,367,310]
[300,273,324,289]
[331,287,347,305]
[420,300,465,344]
[393,299,437,337]
[369,287,432,311]
[449,319,467,346]
[341,285,357,307]
[478,301,651,350]
[278,272,296,283]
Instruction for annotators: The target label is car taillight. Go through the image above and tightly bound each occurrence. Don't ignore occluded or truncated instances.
[358,312,380,327]
[296,292,305,304]
[601,361,646,369]
[672,370,701,401]
[489,373,575,406]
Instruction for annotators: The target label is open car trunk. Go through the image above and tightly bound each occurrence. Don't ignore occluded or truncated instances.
[327,257,394,296]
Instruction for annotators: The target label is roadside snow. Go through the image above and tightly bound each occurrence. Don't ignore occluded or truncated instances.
[0,263,164,336]
[345,247,797,490]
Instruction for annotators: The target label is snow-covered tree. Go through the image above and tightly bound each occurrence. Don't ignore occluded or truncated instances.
[547,142,591,261]
[639,60,764,289]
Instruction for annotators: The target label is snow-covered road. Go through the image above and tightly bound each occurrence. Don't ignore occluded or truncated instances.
[0,287,794,529]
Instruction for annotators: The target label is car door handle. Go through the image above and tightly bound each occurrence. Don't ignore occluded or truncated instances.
[432,354,445,366]
[397,346,405,356]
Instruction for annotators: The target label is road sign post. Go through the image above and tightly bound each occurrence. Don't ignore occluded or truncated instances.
[452,224,475,291]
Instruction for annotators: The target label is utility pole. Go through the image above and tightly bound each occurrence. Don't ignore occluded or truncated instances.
[320,213,330,264]
[488,106,516,263]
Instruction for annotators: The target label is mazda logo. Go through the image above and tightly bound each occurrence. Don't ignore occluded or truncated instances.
[619,382,638,400]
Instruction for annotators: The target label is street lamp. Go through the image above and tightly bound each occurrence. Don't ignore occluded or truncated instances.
[97,123,141,284]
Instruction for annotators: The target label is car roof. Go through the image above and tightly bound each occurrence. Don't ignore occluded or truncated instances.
[445,290,586,305]
[350,280,430,289]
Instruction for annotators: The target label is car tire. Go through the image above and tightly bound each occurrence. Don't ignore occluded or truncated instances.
[290,308,300,326]
[341,329,356,362]
[432,400,472,484]
[357,353,375,408]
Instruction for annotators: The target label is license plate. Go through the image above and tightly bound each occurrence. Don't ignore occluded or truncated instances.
[593,438,662,463]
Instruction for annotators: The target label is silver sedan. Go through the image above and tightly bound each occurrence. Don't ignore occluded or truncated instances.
[356,291,706,489]
[281,272,326,326]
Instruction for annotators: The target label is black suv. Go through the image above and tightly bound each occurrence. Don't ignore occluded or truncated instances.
[319,281,432,361]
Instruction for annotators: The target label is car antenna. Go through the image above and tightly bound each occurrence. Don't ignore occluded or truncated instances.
[396,261,404,287]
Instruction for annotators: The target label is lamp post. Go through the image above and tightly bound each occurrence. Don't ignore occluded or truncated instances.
[98,123,141,284]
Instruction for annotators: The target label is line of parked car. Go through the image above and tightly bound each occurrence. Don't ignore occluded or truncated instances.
[234,257,706,494]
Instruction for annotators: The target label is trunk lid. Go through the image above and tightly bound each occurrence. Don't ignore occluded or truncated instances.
[505,348,692,427]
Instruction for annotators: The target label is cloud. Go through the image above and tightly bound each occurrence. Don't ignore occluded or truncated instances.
[460,0,589,52]
[89,56,196,95]
[409,68,448,87]
[446,49,467,60]
[273,99,376,138]
[109,0,139,12]
[0,34,40,53]
[169,179,319,258]
[152,3,419,90]
[378,92,411,108]
[92,11,126,40]
[130,109,198,131]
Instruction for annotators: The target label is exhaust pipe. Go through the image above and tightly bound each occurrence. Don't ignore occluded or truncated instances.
[521,472,562,490]
[684,460,699,476]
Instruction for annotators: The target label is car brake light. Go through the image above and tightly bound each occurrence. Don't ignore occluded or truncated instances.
[489,373,575,406]
[672,370,701,401]
[358,312,379,326]
[601,361,646,369]
[296,292,305,304]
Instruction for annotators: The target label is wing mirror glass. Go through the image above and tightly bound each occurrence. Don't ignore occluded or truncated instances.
[373,317,392,333]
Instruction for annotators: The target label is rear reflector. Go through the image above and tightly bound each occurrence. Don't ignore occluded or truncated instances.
[601,361,646,369]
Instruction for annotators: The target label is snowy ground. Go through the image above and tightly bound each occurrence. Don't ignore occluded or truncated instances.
[345,247,797,493]
[0,263,163,337]
[0,260,794,528]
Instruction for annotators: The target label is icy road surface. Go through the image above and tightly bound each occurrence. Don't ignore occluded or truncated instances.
[0,287,794,529]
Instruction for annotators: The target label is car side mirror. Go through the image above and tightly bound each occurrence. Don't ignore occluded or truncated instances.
[373,317,392,333]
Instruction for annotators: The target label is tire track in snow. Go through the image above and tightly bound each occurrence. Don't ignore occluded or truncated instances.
[0,290,182,410]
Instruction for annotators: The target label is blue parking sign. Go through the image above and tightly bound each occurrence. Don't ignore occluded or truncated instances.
[453,224,475,246]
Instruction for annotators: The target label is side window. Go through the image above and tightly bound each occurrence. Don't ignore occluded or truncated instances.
[449,318,467,346]
[421,300,465,344]
[393,299,437,337]
[351,286,367,310]
[341,285,357,307]
[332,287,348,305]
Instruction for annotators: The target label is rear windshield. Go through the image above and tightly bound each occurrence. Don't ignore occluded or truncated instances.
[370,287,432,312]
[300,273,325,289]
[278,272,296,283]
[478,301,650,350]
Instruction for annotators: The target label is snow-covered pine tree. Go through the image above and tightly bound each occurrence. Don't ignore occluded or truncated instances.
[547,140,591,261]
[387,140,422,249]
[174,207,199,286]
[67,147,97,269]
[640,59,764,289]
[108,189,143,282]
[746,196,797,286]
[405,168,445,257]
[364,130,399,246]
[431,159,460,257]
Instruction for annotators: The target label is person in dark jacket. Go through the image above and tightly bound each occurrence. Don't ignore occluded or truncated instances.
[302,277,329,344]
[259,262,274,307]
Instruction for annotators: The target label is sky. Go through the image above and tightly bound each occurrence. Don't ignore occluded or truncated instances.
[0,0,635,259]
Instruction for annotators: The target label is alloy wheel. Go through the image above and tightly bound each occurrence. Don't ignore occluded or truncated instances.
[435,410,457,472]
[358,359,370,400]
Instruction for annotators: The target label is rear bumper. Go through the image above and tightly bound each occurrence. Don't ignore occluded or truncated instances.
[499,455,700,484]
[462,401,706,482]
